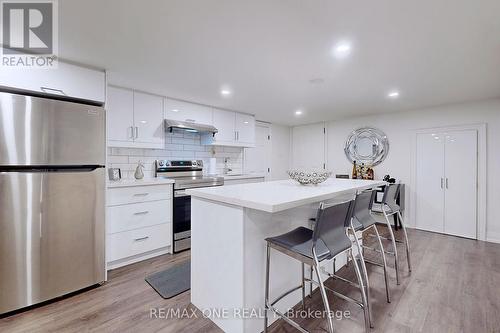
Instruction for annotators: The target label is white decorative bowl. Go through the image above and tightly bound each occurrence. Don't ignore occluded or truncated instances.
[287,169,332,185]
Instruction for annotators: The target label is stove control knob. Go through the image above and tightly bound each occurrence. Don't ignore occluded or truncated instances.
[165,161,171,166]
[158,161,165,167]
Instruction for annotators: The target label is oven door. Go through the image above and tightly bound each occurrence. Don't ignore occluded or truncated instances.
[173,189,191,253]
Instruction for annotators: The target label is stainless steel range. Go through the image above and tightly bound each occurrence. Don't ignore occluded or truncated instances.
[155,160,224,253]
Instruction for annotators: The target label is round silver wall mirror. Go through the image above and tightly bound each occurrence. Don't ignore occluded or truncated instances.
[344,127,389,167]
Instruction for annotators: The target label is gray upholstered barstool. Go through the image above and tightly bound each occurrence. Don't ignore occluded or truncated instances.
[371,183,411,285]
[348,190,392,319]
[263,201,370,333]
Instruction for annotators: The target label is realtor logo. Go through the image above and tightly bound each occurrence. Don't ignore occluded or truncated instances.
[1,0,58,68]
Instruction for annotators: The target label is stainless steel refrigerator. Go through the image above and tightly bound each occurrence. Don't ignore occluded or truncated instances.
[0,91,106,315]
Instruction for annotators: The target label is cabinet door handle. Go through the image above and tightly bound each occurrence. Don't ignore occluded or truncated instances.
[133,236,149,242]
[135,126,139,139]
[129,126,134,139]
[133,193,149,197]
[440,178,444,189]
[133,211,149,216]
[446,178,449,189]
[40,86,66,96]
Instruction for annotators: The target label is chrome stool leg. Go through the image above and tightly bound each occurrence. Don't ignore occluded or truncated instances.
[350,227,373,328]
[373,224,391,302]
[301,263,306,308]
[397,211,412,272]
[312,250,335,333]
[383,210,400,285]
[349,249,370,333]
[264,244,271,333]
[309,266,313,298]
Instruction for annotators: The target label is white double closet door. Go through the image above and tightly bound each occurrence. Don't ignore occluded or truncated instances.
[416,129,478,239]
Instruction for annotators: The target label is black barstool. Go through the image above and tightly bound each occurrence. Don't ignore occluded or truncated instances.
[264,200,370,333]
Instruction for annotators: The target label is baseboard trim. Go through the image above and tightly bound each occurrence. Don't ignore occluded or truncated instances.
[106,246,171,270]
[486,231,500,244]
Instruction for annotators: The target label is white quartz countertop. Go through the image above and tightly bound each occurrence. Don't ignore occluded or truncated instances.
[222,173,266,180]
[187,178,386,213]
[107,178,175,188]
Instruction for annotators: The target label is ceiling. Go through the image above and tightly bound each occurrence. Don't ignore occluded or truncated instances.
[59,0,500,125]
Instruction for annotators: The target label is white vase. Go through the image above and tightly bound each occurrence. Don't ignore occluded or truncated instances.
[134,162,144,180]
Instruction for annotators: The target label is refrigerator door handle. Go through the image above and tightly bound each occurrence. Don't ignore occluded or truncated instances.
[40,87,66,96]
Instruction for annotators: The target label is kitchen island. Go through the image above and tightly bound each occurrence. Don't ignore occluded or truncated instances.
[187,178,385,333]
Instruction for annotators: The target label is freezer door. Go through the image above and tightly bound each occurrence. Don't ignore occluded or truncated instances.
[0,92,105,166]
[0,169,105,314]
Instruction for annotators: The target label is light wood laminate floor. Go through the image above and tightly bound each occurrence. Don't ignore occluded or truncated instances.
[1,228,499,333]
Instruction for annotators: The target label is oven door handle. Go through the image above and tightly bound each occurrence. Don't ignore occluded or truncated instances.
[174,190,190,198]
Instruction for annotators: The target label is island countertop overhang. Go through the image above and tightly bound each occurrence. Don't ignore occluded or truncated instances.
[186,179,386,213]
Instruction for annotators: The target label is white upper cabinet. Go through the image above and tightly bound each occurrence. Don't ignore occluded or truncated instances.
[107,86,164,149]
[133,92,164,146]
[107,86,134,144]
[0,61,106,103]
[211,109,236,143]
[165,99,212,124]
[235,113,255,144]
[201,109,256,147]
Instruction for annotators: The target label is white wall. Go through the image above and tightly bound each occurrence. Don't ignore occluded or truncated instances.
[324,98,500,242]
[270,124,291,180]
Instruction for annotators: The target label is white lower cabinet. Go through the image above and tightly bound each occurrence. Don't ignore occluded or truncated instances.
[106,184,173,269]
[107,224,172,263]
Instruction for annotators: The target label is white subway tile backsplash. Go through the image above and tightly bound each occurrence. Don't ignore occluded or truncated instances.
[164,143,184,151]
[195,151,212,158]
[107,155,129,164]
[107,131,243,179]
[172,137,197,145]
[183,144,206,152]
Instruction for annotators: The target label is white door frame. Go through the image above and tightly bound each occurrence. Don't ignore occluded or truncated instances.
[410,123,487,241]
[243,121,271,180]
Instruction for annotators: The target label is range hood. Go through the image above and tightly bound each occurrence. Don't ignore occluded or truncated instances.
[164,119,218,136]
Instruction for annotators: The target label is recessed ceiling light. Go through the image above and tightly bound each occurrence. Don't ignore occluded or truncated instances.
[244,121,249,124]
[295,110,303,116]
[388,91,400,98]
[172,109,179,112]
[332,42,352,58]
[220,89,231,96]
